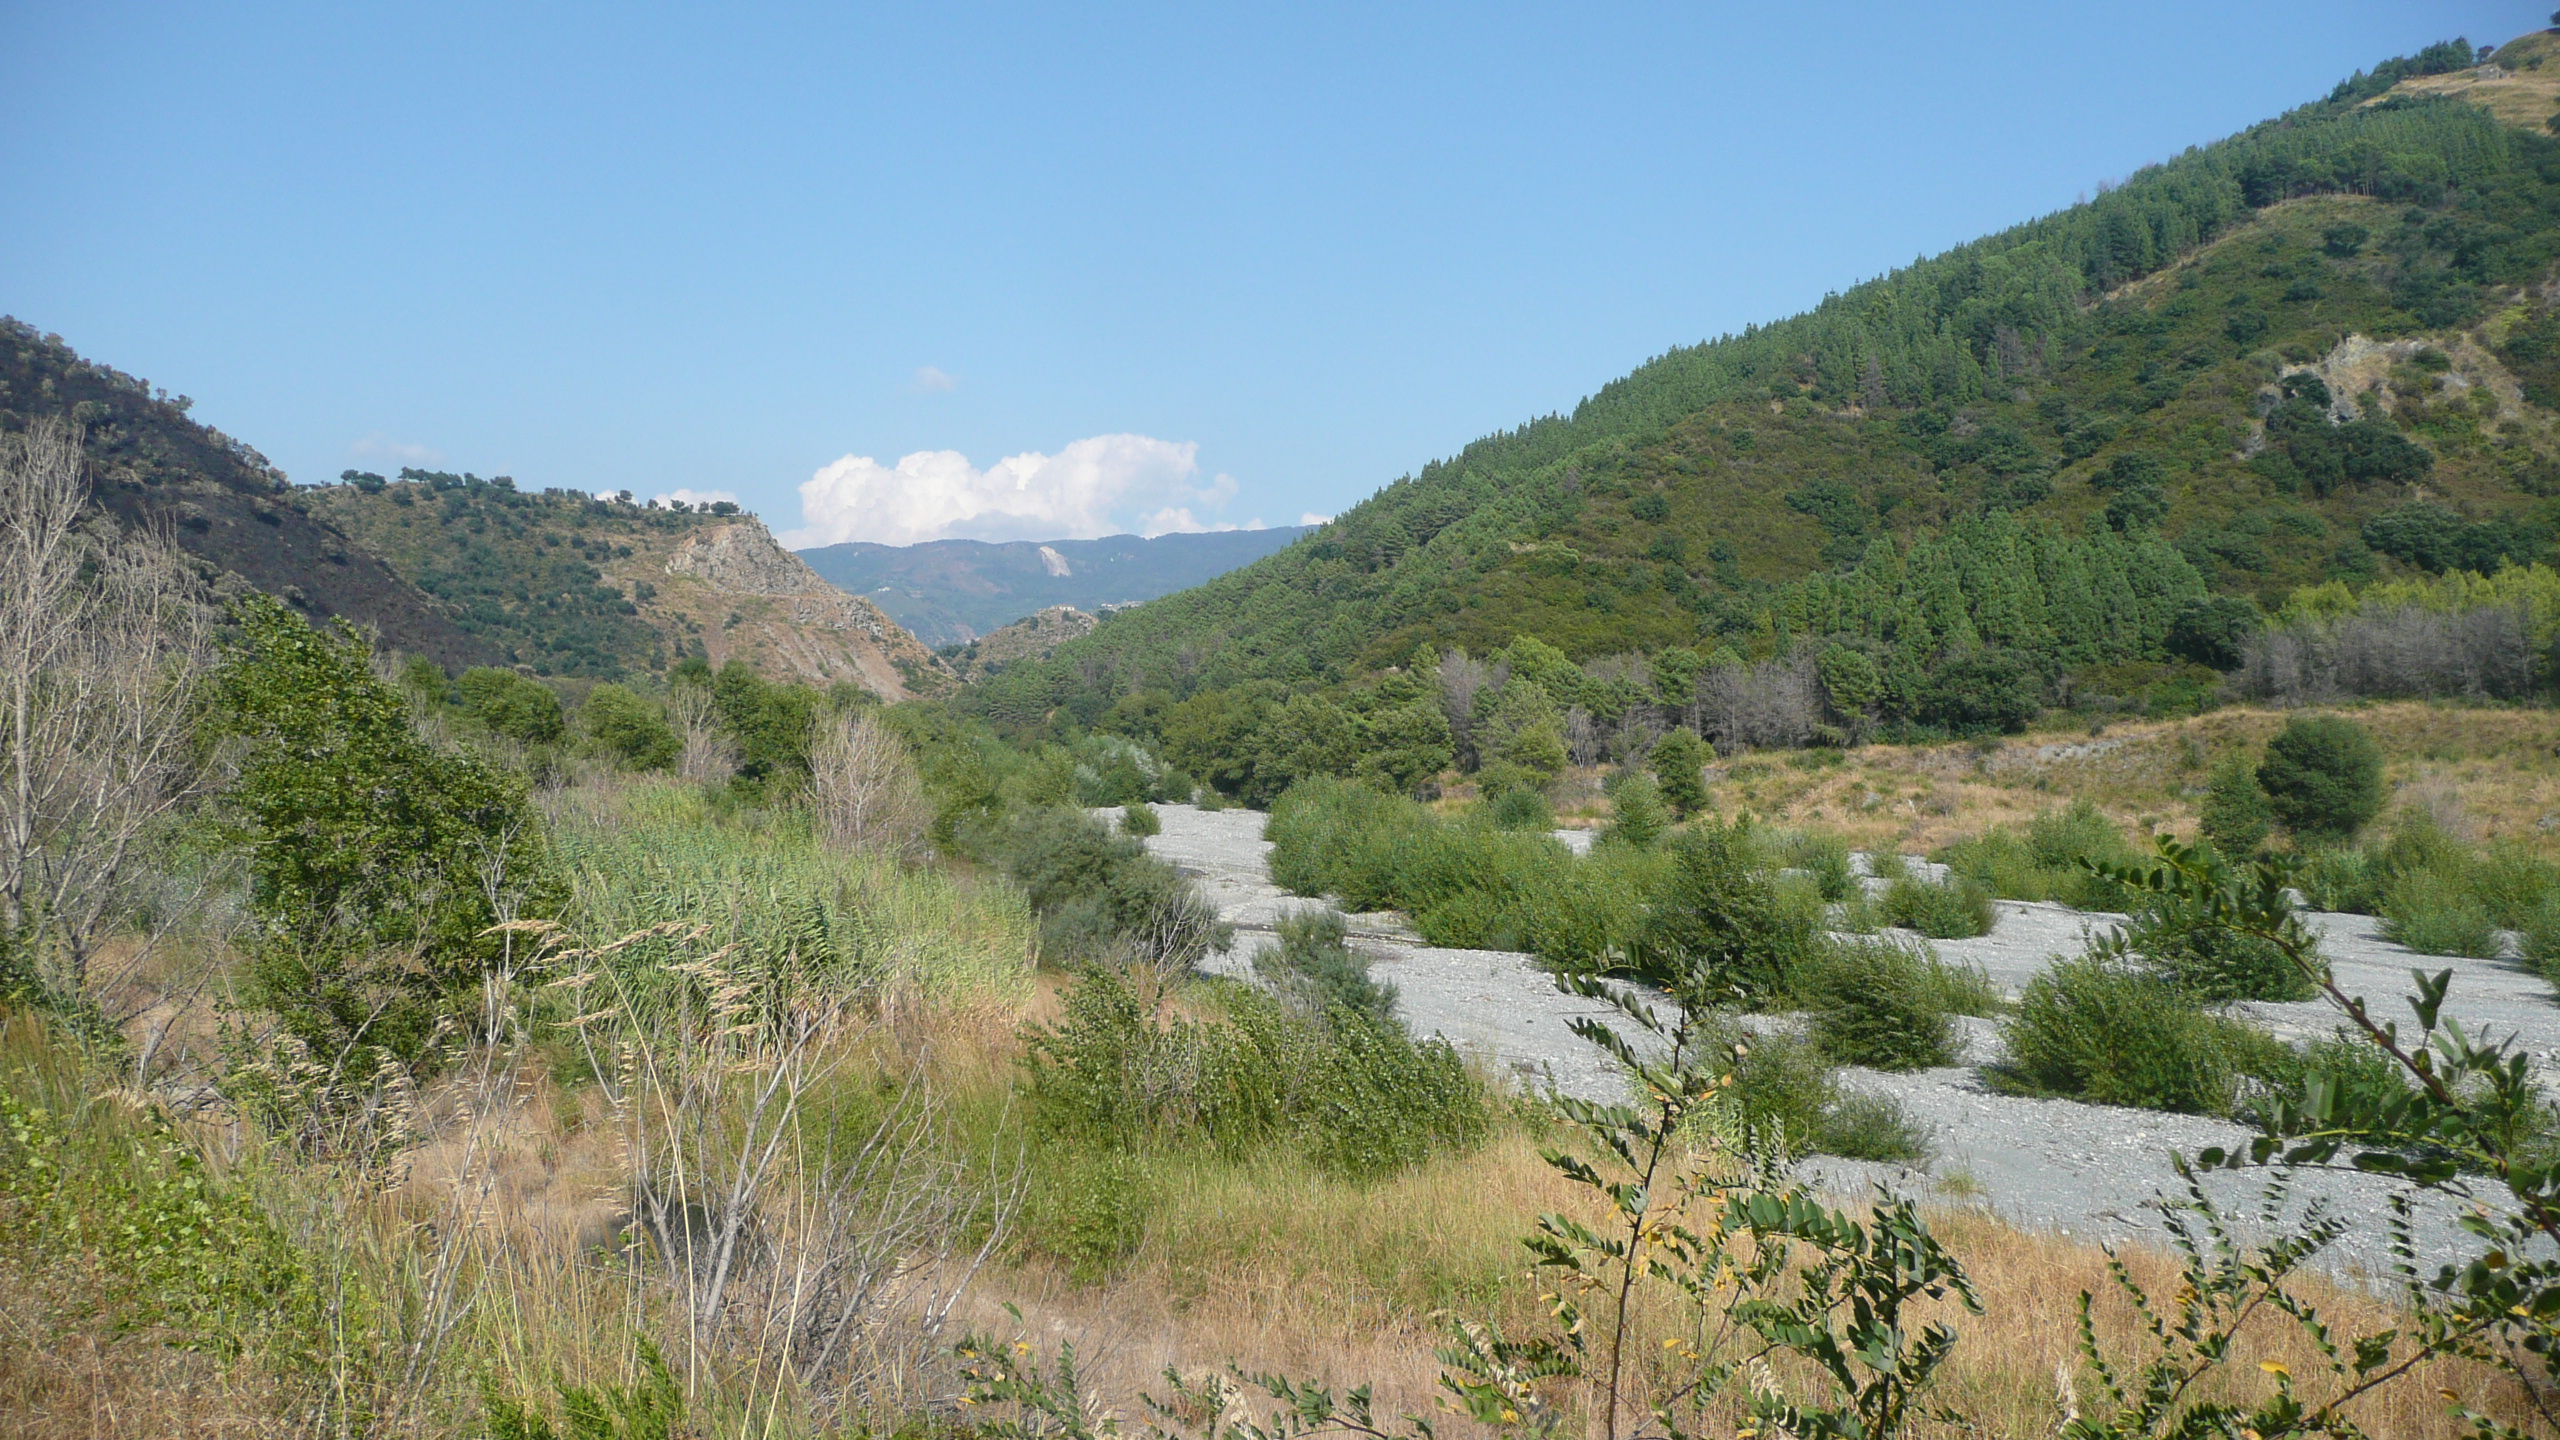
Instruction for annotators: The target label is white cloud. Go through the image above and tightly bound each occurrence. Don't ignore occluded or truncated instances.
[785,434,1249,547]
[1298,512,1332,526]
[651,488,739,510]
[348,432,444,466]
[912,365,958,393]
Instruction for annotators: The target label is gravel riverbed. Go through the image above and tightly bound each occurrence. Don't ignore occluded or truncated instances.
[1132,803,2560,1279]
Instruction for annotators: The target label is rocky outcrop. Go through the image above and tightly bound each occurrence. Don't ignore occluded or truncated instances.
[653,521,954,699]
[948,605,1099,680]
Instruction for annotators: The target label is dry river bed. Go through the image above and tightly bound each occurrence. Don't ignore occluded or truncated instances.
[1130,804,2560,1281]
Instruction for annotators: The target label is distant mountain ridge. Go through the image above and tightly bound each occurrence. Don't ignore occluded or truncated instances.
[797,527,1313,646]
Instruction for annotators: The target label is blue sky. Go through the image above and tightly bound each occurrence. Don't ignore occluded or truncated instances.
[0,3,2541,546]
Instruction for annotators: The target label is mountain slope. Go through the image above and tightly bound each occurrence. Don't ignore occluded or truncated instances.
[305,475,953,697]
[965,36,2560,745]
[798,527,1313,646]
[0,319,498,670]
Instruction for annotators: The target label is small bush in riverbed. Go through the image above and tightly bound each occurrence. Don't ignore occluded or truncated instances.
[2257,714,2385,843]
[1783,830,1858,902]
[1485,785,1554,832]
[1024,967,1485,1178]
[1805,935,1961,1071]
[1996,956,2285,1116]
[1635,817,1823,1004]
[1881,873,1995,939]
[1597,770,1668,851]
[2380,865,2503,959]
[1120,801,1160,837]
[2121,844,2316,1002]
[1934,798,2136,911]
[1698,1020,1929,1162]
[2525,896,2560,982]
[1254,908,1396,1026]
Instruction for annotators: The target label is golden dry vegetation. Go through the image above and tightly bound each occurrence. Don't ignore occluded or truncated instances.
[10,975,2530,1440]
[1543,701,2560,860]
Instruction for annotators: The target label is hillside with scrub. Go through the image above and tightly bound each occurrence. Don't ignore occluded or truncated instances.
[966,34,2560,787]
[23,30,2560,1440]
[303,472,955,696]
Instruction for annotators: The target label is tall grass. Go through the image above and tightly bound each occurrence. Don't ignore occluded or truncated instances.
[554,778,1038,1002]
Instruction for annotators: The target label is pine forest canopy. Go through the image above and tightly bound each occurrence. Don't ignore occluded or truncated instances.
[961,33,2560,788]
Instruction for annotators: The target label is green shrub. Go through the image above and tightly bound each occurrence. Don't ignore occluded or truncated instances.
[990,807,1227,969]
[1255,909,1396,1025]
[1700,1021,1928,1162]
[2380,866,2503,959]
[1935,799,2135,911]
[1121,801,1161,837]
[1880,874,1995,939]
[1265,777,1433,908]
[485,1342,686,1440]
[2295,845,2383,913]
[1598,771,1668,851]
[211,597,558,1066]
[1805,936,1960,1071]
[1023,968,1484,1179]
[2239,1035,2416,1146]
[2121,846,2316,1002]
[1635,817,1821,1004]
[1486,785,1554,832]
[2525,895,2560,981]
[1651,728,1710,818]
[1997,957,2282,1116]
[1017,1144,1154,1281]
[1818,1090,1933,1163]
[1265,777,1651,971]
[456,666,565,745]
[2197,753,2273,856]
[580,683,679,770]
[2257,715,2384,843]
[2471,843,2560,931]
[1785,831,1858,902]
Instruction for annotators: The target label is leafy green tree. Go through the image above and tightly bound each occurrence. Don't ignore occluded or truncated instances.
[2166,595,2261,670]
[711,661,819,785]
[211,597,556,1064]
[455,666,565,745]
[2256,715,2384,843]
[1649,727,1709,818]
[1354,700,1453,797]
[581,683,679,770]
[1918,649,2044,735]
[1256,694,1363,798]
[2198,752,2274,856]
[1599,770,1667,851]
[1815,643,1882,717]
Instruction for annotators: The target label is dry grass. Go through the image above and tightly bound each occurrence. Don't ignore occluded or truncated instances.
[1545,702,2560,860]
[882,1001,2537,1438]
[6,968,2539,1437]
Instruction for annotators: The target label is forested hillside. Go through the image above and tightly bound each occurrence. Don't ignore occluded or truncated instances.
[964,33,2560,797]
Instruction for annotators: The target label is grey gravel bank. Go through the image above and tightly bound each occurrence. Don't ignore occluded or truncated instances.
[1127,803,2557,1278]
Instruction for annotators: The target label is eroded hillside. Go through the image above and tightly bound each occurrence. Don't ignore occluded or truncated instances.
[306,473,953,696]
